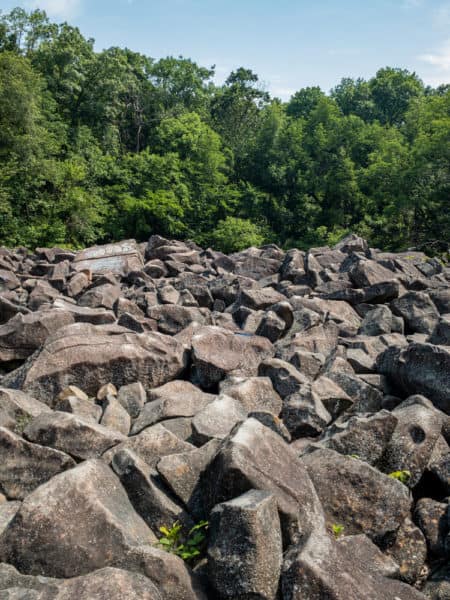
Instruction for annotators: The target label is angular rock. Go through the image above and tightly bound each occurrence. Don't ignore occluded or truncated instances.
[97,382,118,400]
[323,410,398,465]
[414,498,449,559]
[0,310,74,362]
[429,317,450,346]
[311,376,353,419]
[192,395,247,444]
[302,448,411,545]
[0,459,156,577]
[282,387,332,439]
[281,531,426,600]
[238,288,285,311]
[201,418,325,545]
[157,439,221,512]
[190,326,273,389]
[23,412,125,460]
[102,423,194,468]
[378,398,444,486]
[79,283,121,310]
[391,291,440,334]
[147,305,210,336]
[54,394,102,423]
[207,490,282,600]
[258,358,308,399]
[117,382,146,418]
[385,518,427,584]
[111,449,192,532]
[100,395,131,436]
[53,568,163,600]
[0,427,75,500]
[0,388,51,433]
[132,381,214,435]
[349,259,396,287]
[255,310,286,342]
[219,376,282,415]
[377,343,450,413]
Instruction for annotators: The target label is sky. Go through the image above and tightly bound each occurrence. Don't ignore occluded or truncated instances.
[1,0,449,99]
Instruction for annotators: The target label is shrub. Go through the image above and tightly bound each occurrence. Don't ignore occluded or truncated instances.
[210,217,267,253]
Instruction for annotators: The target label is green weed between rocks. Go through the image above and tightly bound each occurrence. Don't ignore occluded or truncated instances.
[332,524,345,539]
[388,470,411,485]
[157,520,209,562]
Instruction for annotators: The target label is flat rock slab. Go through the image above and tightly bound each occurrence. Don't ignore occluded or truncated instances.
[73,240,143,276]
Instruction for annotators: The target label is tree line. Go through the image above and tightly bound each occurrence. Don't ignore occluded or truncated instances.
[0,7,449,253]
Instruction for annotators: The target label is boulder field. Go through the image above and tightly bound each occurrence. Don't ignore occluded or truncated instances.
[0,233,448,599]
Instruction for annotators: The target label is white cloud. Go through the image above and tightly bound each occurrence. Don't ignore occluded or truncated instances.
[419,39,450,71]
[25,0,82,19]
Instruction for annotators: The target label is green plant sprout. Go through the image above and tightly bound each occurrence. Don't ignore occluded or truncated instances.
[332,524,345,538]
[157,520,209,562]
[388,470,411,485]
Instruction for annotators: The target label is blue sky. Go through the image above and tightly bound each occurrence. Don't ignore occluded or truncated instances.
[1,0,449,98]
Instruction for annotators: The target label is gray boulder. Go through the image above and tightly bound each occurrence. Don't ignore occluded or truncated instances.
[0,427,75,499]
[207,490,282,600]
[377,343,450,413]
[0,459,156,578]
[3,323,187,403]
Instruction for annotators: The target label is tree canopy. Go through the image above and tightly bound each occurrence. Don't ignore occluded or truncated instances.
[0,7,448,254]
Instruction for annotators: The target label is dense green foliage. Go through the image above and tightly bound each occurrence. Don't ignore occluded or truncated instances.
[0,8,449,253]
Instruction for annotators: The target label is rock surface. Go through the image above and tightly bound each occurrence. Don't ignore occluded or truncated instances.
[0,233,447,598]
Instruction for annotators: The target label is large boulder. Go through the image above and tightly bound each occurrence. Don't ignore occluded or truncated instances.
[391,291,440,334]
[201,418,325,545]
[207,490,282,600]
[0,427,75,499]
[2,323,187,403]
[53,568,163,600]
[23,411,126,460]
[190,326,273,389]
[377,343,450,413]
[0,566,163,600]
[0,459,156,577]
[302,449,411,545]
[281,531,426,600]
[378,397,444,486]
[0,309,74,362]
